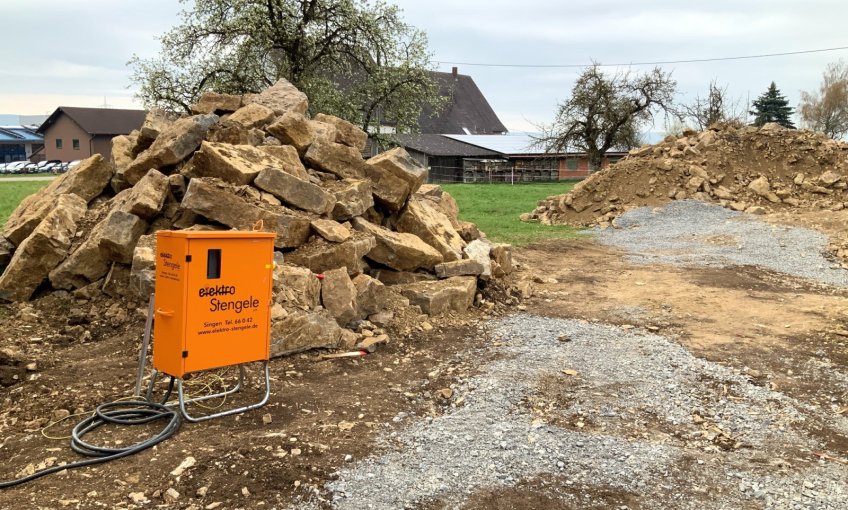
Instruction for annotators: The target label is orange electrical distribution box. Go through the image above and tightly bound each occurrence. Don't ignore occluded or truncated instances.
[152,230,275,378]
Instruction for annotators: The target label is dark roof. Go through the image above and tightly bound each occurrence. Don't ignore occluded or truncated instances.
[37,107,146,136]
[419,71,507,135]
[392,134,502,158]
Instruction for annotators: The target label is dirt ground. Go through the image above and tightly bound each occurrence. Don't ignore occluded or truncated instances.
[0,209,846,509]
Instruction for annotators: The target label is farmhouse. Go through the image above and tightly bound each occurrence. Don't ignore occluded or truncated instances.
[37,107,146,161]
[393,133,627,183]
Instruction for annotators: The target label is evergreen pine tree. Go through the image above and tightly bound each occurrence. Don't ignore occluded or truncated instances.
[749,82,796,128]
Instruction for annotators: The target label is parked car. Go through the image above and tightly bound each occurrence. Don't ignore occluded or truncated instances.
[53,161,72,174]
[6,161,27,173]
[0,162,8,173]
[40,160,61,173]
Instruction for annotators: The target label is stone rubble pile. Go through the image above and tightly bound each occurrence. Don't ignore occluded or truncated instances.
[0,79,513,355]
[526,122,848,229]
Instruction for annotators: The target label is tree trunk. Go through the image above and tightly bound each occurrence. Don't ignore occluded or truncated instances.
[587,152,603,174]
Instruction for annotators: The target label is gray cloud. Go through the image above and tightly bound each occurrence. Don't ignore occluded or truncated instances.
[1,0,845,131]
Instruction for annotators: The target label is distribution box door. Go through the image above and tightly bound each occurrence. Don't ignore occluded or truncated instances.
[183,237,274,374]
[152,234,190,378]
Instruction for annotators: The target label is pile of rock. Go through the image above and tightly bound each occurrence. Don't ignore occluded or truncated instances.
[526,123,848,228]
[0,79,513,355]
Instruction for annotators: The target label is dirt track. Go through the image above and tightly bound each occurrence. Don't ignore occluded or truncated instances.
[1,206,847,509]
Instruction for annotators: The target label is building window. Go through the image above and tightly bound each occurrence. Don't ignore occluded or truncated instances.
[566,158,578,170]
[56,139,63,149]
[72,139,80,150]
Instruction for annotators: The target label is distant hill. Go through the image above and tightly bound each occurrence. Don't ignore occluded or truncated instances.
[0,114,48,127]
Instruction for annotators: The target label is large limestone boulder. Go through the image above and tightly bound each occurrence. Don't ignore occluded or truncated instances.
[124,114,218,184]
[205,119,264,146]
[396,197,464,262]
[434,259,484,278]
[3,154,113,245]
[490,243,514,276]
[364,147,427,211]
[304,137,367,180]
[309,120,338,143]
[351,218,442,271]
[270,309,341,357]
[184,141,287,186]
[398,277,477,315]
[313,113,368,151]
[111,134,135,174]
[98,210,148,264]
[0,194,87,301]
[463,238,493,280]
[266,113,315,155]
[247,78,309,116]
[120,169,169,220]
[227,103,276,129]
[259,145,310,180]
[135,110,175,152]
[254,168,335,215]
[49,220,111,290]
[129,234,156,298]
[321,267,358,326]
[747,175,780,203]
[327,179,374,220]
[352,274,394,316]
[191,91,243,115]
[3,192,58,246]
[310,219,351,243]
[372,269,435,285]
[286,231,376,276]
[180,178,312,249]
[273,263,321,310]
[417,185,462,229]
[54,154,115,201]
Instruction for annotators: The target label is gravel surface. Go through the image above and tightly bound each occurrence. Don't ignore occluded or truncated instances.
[299,316,848,509]
[596,200,848,288]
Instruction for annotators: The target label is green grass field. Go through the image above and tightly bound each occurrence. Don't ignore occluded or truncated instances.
[442,182,580,246]
[0,181,49,225]
[0,180,579,247]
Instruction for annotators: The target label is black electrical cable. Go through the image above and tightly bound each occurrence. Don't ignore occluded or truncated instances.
[0,377,181,489]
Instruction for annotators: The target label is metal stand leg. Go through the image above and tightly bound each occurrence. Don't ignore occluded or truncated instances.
[145,369,160,403]
[177,362,271,423]
[134,294,155,397]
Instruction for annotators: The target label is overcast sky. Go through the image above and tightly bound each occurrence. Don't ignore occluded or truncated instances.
[1,0,846,132]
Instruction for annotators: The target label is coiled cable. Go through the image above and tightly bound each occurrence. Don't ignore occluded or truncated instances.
[0,378,180,489]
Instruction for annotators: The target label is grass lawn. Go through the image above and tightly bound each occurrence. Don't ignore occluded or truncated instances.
[442,182,582,246]
[0,181,49,225]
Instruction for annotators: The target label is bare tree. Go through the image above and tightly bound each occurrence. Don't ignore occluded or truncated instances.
[677,79,744,130]
[539,64,676,172]
[799,60,848,139]
[128,0,443,135]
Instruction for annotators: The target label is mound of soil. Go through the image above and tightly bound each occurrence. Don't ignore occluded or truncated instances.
[527,123,848,229]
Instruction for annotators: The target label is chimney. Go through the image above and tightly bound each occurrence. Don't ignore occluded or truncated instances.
[452,66,458,78]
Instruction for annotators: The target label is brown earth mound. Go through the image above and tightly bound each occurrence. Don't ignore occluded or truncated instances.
[0,79,514,360]
[525,122,848,263]
[527,123,848,222]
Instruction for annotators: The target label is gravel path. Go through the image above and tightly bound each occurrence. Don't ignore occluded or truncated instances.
[596,200,848,288]
[0,176,56,182]
[300,316,848,509]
